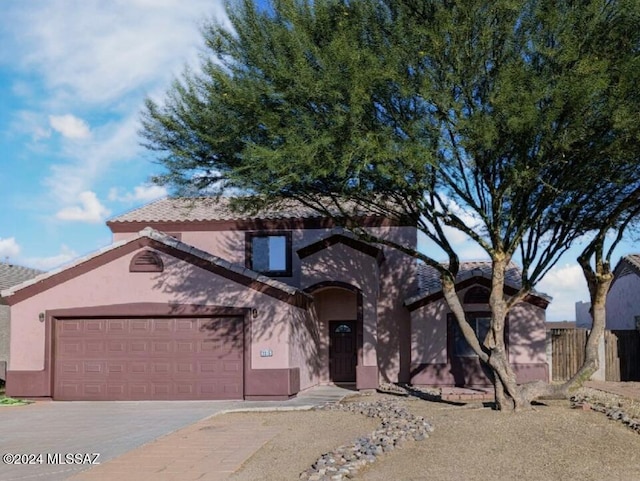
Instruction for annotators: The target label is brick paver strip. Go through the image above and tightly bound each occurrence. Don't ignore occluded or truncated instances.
[584,381,640,401]
[68,415,282,481]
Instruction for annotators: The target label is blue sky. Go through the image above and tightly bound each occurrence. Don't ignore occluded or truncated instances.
[0,0,226,267]
[0,1,636,321]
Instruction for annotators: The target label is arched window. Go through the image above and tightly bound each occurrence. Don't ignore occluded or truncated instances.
[334,323,353,333]
[129,250,164,273]
[463,286,490,304]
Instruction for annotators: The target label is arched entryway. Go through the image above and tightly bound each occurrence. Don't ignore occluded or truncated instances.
[306,282,363,385]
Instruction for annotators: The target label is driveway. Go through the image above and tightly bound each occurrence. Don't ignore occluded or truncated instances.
[0,400,249,481]
[0,386,350,481]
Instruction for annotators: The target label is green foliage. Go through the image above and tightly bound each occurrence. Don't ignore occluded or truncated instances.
[0,396,30,406]
[141,0,640,286]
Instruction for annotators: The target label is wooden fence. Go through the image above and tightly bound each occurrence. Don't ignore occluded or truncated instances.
[549,328,640,382]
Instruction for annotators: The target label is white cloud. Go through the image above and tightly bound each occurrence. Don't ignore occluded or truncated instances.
[9,110,51,141]
[49,114,91,139]
[0,237,21,260]
[537,263,589,322]
[55,191,111,223]
[23,245,78,270]
[2,1,229,210]
[5,0,227,107]
[109,184,167,203]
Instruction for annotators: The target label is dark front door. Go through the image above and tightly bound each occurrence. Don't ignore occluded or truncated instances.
[329,321,357,382]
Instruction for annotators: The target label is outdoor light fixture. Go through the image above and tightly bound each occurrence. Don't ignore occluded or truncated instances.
[252,308,258,319]
[38,312,45,323]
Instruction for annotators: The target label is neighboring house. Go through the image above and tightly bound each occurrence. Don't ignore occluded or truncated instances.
[0,263,44,381]
[606,254,640,330]
[575,301,592,328]
[1,197,550,401]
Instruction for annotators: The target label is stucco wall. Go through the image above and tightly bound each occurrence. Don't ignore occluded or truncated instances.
[114,224,418,385]
[606,273,640,330]
[410,285,548,385]
[288,300,324,390]
[9,248,302,372]
[0,304,9,379]
[300,244,379,369]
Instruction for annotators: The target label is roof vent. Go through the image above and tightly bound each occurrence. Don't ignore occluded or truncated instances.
[129,250,164,273]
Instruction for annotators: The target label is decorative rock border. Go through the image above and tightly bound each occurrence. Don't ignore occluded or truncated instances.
[571,392,640,434]
[299,399,433,481]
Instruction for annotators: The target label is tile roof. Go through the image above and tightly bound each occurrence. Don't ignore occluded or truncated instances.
[0,228,309,301]
[624,254,640,273]
[613,253,640,280]
[108,197,381,224]
[405,260,551,306]
[0,263,44,292]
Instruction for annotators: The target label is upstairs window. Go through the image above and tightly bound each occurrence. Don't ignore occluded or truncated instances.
[245,232,292,277]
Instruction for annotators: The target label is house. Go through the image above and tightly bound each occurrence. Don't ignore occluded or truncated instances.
[606,254,640,330]
[0,262,44,381]
[575,301,592,328]
[1,197,550,401]
[407,263,550,386]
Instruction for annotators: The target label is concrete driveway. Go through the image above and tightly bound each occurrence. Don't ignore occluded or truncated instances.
[0,400,243,481]
[0,386,350,481]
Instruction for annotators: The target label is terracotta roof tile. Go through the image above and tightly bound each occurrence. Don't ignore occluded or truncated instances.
[405,261,551,306]
[0,228,307,301]
[108,197,379,224]
[0,264,44,292]
[612,253,640,281]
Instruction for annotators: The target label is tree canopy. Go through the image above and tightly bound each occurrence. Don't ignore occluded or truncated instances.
[141,0,640,409]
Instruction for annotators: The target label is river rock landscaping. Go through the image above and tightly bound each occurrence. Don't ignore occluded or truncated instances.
[571,387,640,435]
[299,398,434,481]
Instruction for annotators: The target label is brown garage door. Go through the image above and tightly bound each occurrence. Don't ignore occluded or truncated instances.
[54,317,244,400]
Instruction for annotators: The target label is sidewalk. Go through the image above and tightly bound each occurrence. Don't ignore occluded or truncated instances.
[584,381,640,401]
[68,385,352,481]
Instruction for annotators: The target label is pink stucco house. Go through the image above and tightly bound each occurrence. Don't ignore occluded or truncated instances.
[606,254,640,330]
[2,198,550,400]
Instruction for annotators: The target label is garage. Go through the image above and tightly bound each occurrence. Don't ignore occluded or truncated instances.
[54,316,244,401]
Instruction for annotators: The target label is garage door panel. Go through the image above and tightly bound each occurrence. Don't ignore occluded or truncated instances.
[107,320,127,332]
[54,316,244,400]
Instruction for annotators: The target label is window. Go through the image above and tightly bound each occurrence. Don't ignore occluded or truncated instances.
[334,323,352,333]
[452,316,491,357]
[245,232,292,277]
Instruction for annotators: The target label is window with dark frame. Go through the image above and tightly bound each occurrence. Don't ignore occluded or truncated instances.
[451,314,492,357]
[245,231,292,277]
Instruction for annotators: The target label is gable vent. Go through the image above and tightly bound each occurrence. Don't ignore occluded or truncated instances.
[129,250,164,273]
[464,286,490,304]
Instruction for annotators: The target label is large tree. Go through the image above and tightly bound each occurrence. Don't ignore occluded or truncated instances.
[141,0,640,409]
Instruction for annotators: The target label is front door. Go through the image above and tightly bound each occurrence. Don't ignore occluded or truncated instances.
[329,321,357,382]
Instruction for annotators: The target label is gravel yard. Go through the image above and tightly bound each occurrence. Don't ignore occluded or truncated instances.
[230,391,640,481]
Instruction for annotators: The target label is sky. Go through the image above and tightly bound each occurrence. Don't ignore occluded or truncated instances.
[0,1,636,322]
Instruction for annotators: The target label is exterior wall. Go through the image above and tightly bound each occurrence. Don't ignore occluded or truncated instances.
[374,230,416,383]
[311,288,358,383]
[410,285,548,386]
[288,305,321,391]
[606,273,640,330]
[114,223,419,387]
[575,301,592,328]
[0,304,8,380]
[300,244,379,388]
[8,247,312,398]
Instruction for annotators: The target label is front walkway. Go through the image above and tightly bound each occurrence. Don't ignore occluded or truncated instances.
[68,385,352,481]
[584,381,640,402]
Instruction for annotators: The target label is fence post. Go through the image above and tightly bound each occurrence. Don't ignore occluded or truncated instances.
[545,330,553,382]
[591,333,606,381]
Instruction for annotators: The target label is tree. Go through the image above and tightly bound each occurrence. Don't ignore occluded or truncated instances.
[141,0,640,410]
